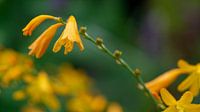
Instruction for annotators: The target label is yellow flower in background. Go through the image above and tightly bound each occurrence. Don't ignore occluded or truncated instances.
[22,15,59,36]
[21,106,44,112]
[177,59,200,96]
[67,92,107,112]
[145,69,187,96]
[28,23,63,58]
[0,49,123,111]
[55,64,91,95]
[0,49,34,86]
[160,88,200,112]
[107,102,123,112]
[53,15,84,55]
[26,72,60,110]
[13,90,26,100]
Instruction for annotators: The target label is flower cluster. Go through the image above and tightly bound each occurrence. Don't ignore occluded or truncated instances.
[160,88,200,112]
[0,49,123,112]
[22,15,84,58]
[146,59,200,111]
[0,49,34,86]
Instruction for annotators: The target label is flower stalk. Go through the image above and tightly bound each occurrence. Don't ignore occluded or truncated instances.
[56,17,165,111]
[79,28,164,110]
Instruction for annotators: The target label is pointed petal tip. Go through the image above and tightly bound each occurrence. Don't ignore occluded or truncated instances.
[160,88,177,106]
[177,59,188,67]
[52,49,59,53]
[184,91,193,96]
[68,15,76,21]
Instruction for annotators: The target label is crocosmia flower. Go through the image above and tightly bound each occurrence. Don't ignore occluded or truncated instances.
[178,59,200,96]
[53,15,84,55]
[160,88,200,112]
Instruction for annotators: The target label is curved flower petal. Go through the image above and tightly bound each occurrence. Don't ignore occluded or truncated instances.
[178,91,193,104]
[178,59,196,72]
[178,73,195,92]
[160,88,176,106]
[22,15,59,36]
[189,80,199,96]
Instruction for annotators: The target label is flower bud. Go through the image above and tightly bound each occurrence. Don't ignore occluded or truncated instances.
[79,26,87,34]
[113,50,122,59]
[96,37,103,45]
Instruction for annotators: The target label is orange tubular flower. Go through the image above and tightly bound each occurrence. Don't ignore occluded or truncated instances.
[145,69,187,96]
[28,23,63,58]
[53,15,84,55]
[22,15,59,36]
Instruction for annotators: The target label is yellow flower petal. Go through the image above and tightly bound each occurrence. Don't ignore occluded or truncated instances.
[178,59,196,72]
[163,106,177,112]
[178,73,195,92]
[189,80,199,96]
[23,15,59,36]
[183,104,200,112]
[53,15,84,54]
[160,88,200,112]
[178,91,193,104]
[160,88,176,106]
[28,23,63,58]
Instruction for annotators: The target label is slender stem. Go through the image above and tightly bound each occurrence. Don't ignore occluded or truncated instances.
[80,32,161,110]
[57,18,163,110]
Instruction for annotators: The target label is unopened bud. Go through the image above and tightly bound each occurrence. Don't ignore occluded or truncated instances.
[134,68,141,76]
[115,60,121,65]
[113,50,122,59]
[137,83,144,90]
[96,37,103,45]
[79,26,87,34]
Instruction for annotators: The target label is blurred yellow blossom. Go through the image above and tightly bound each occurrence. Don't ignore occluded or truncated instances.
[0,49,34,86]
[22,15,59,36]
[13,72,60,111]
[21,105,44,112]
[55,64,91,95]
[0,49,123,111]
[67,92,107,112]
[53,15,84,55]
[160,88,200,112]
[107,102,123,112]
[13,90,26,100]
[177,59,200,96]
[28,23,63,58]
[26,72,60,110]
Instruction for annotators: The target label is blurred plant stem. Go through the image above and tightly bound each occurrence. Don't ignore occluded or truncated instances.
[79,27,164,111]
